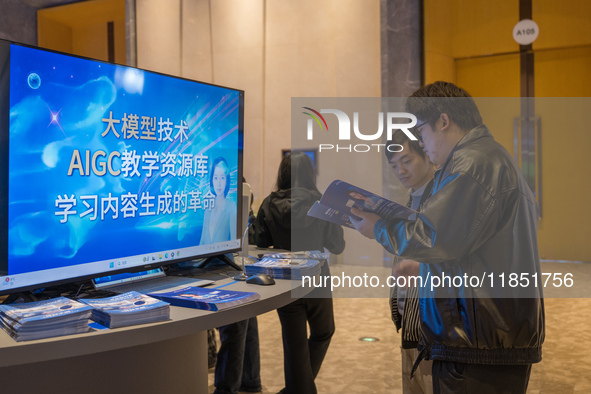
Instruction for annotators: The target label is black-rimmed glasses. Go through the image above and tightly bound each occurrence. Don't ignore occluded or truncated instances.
[411,121,428,141]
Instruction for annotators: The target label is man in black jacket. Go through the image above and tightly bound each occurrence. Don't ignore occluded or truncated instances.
[351,82,544,393]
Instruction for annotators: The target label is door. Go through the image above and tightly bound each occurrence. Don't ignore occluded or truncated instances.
[424,0,591,261]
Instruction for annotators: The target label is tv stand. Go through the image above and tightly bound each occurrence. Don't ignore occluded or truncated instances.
[1,291,37,305]
[0,269,311,394]
[194,253,242,271]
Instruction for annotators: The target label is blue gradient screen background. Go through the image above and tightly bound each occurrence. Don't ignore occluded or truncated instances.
[8,44,242,276]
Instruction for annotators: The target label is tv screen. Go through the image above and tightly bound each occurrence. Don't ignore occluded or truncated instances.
[0,39,244,295]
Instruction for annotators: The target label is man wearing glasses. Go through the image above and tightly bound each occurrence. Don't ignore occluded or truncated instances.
[351,81,544,393]
[386,129,435,393]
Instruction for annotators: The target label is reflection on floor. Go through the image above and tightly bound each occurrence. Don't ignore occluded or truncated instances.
[208,297,591,393]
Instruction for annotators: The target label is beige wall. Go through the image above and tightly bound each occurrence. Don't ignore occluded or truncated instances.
[136,0,182,75]
[136,0,382,266]
[136,0,381,205]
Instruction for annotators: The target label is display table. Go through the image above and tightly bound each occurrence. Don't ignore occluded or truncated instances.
[0,270,305,393]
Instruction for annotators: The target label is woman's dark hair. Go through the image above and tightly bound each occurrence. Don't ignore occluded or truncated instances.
[210,157,230,197]
[405,81,483,131]
[276,152,319,193]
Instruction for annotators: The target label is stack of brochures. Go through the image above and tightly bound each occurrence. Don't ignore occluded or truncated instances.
[245,251,328,280]
[0,297,92,342]
[148,286,260,311]
[79,291,170,329]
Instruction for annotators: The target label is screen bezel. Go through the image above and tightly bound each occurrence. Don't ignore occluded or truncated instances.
[0,38,244,296]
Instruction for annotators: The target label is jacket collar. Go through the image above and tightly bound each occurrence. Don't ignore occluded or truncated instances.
[433,124,492,190]
[455,124,492,150]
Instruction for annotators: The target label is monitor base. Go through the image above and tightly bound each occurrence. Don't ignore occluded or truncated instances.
[195,253,242,271]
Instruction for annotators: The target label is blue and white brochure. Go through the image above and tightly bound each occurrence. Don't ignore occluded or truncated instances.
[0,297,92,341]
[79,291,170,328]
[307,179,417,228]
[0,297,92,326]
[148,286,260,311]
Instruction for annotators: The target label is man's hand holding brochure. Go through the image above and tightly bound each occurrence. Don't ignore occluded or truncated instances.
[307,180,416,238]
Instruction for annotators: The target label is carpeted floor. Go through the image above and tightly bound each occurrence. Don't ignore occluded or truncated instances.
[208,297,591,393]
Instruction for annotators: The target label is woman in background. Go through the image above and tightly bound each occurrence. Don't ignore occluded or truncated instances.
[200,156,236,245]
[252,152,345,394]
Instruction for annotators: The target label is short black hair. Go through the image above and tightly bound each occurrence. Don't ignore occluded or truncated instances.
[405,81,483,131]
[385,129,427,162]
[210,157,230,197]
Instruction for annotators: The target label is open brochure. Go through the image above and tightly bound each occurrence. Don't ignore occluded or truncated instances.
[307,180,416,229]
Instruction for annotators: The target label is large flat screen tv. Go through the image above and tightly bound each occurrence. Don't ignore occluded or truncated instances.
[0,39,244,296]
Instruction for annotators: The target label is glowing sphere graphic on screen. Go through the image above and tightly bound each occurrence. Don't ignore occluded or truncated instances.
[27,72,41,89]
